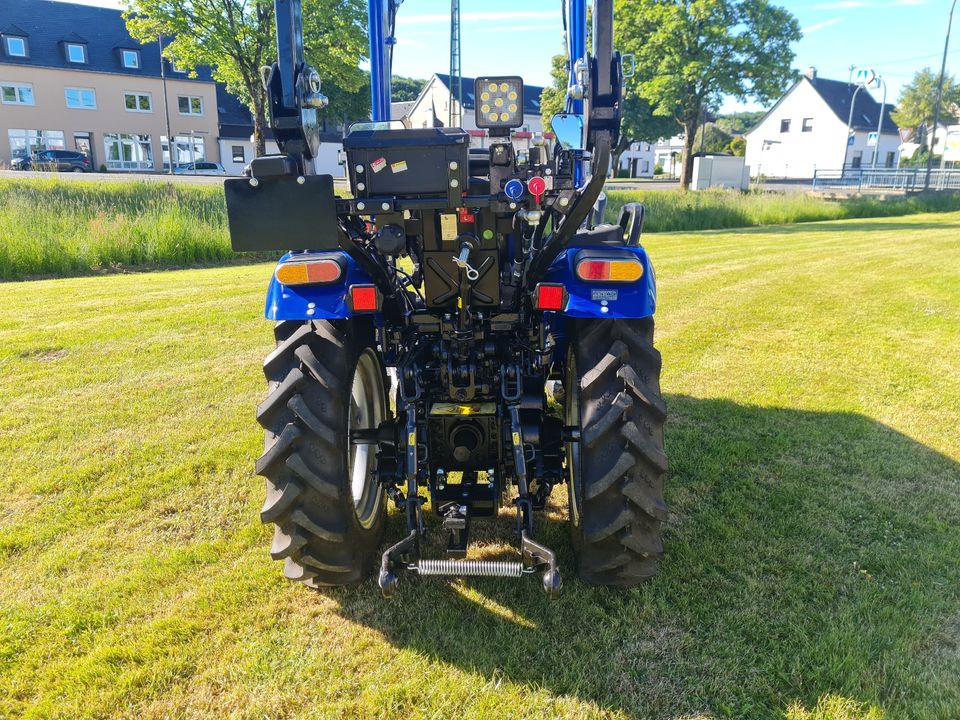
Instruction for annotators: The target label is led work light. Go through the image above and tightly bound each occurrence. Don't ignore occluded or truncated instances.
[475,76,524,129]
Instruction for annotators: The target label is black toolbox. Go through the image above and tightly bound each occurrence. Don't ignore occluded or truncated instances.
[343,127,470,205]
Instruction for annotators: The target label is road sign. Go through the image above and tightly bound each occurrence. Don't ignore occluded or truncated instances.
[848,135,855,147]
[867,132,879,147]
[854,67,877,86]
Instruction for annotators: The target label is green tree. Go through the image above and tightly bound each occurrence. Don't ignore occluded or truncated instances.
[391,76,427,103]
[539,53,569,134]
[692,122,733,154]
[615,0,801,189]
[123,0,367,156]
[726,135,747,156]
[716,110,765,135]
[890,68,960,149]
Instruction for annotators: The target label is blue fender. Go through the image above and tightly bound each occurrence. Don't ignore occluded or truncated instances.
[542,244,657,319]
[264,251,376,321]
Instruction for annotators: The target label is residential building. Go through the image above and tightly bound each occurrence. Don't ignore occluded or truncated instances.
[0,0,231,171]
[617,141,655,178]
[215,84,345,177]
[653,135,685,177]
[398,73,546,154]
[744,68,900,179]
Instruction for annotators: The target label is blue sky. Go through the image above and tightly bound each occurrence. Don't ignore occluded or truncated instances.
[61,0,958,113]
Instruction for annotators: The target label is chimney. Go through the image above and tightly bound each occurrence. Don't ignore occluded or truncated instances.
[804,67,817,82]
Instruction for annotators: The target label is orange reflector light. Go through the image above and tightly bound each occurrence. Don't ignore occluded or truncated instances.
[349,284,380,313]
[534,283,566,311]
[575,258,643,283]
[275,258,343,285]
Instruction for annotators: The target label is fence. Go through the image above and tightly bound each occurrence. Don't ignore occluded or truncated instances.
[813,168,960,192]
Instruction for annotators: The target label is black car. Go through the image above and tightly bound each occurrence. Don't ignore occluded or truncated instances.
[11,150,92,173]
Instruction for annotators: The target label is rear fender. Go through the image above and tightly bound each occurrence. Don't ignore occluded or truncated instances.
[542,245,656,319]
[265,251,377,320]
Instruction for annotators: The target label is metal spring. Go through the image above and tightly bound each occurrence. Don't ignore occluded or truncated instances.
[414,559,524,578]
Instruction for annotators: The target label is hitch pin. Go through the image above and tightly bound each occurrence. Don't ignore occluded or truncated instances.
[452,245,480,281]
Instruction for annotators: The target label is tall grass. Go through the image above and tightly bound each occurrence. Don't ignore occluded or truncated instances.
[2,178,959,280]
[0,178,237,279]
[604,188,960,232]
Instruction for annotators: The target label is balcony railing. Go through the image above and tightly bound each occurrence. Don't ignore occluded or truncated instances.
[105,160,154,171]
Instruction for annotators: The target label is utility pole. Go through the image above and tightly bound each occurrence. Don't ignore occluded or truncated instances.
[449,0,462,127]
[158,34,174,175]
[924,0,957,191]
[844,83,864,173]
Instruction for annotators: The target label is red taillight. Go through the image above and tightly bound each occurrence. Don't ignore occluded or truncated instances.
[534,283,566,311]
[349,284,380,313]
[575,258,643,282]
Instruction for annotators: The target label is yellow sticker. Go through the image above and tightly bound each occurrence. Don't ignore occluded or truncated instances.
[391,160,408,173]
[512,431,521,446]
[431,402,496,416]
[407,432,416,446]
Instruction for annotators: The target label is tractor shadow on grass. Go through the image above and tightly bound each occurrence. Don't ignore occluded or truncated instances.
[326,394,960,718]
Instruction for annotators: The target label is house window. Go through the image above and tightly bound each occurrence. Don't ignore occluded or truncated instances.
[65,43,87,63]
[177,95,203,115]
[851,150,862,169]
[780,119,791,133]
[121,50,140,69]
[802,118,813,132]
[231,145,245,163]
[4,36,27,57]
[104,133,153,170]
[160,135,205,169]
[124,92,152,112]
[65,87,96,109]
[8,129,64,159]
[170,59,185,73]
[886,151,895,168]
[1,83,34,105]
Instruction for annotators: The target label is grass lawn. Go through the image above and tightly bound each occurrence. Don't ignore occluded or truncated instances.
[1,212,959,719]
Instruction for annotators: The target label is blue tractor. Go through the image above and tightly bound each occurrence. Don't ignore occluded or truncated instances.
[225,0,666,597]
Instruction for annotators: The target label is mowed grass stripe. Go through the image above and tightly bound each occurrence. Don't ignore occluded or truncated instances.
[1,213,959,719]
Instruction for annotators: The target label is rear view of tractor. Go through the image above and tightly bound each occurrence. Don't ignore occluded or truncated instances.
[226,0,667,596]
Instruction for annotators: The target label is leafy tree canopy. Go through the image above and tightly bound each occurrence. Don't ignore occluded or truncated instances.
[123,0,367,154]
[392,76,427,103]
[614,0,801,187]
[890,68,960,142]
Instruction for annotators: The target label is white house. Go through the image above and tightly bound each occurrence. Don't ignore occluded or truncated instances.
[617,141,655,177]
[394,73,545,154]
[653,135,685,177]
[745,68,900,179]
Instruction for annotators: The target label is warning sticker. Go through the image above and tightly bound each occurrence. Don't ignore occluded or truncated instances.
[430,402,496,416]
[391,160,408,173]
[370,157,387,173]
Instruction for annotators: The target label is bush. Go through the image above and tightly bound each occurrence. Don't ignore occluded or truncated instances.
[653,164,664,176]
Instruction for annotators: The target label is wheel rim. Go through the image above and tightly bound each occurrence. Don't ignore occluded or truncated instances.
[348,349,385,528]
[565,349,582,528]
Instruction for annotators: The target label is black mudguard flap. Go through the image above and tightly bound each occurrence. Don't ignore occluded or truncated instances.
[225,174,339,252]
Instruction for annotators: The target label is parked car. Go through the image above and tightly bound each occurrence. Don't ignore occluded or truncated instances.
[11,150,92,173]
[174,161,226,176]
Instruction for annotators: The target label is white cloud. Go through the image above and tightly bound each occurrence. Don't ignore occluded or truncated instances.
[802,17,844,33]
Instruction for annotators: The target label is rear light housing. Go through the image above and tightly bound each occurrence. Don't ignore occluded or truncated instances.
[275,254,344,286]
[348,284,381,313]
[533,283,567,311]
[575,254,644,283]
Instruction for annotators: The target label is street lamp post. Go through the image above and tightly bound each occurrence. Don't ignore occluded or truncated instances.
[844,83,864,173]
[871,76,887,169]
[158,35,174,176]
[924,0,958,191]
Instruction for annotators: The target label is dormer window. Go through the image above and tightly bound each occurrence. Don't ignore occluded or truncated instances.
[121,49,140,69]
[66,42,87,63]
[4,35,27,58]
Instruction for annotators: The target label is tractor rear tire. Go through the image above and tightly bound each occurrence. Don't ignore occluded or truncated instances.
[256,319,388,587]
[565,317,668,586]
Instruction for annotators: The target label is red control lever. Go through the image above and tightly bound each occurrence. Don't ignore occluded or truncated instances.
[528,176,546,205]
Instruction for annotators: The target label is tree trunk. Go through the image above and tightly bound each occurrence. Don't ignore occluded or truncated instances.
[251,91,268,157]
[680,118,699,190]
[611,136,631,179]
